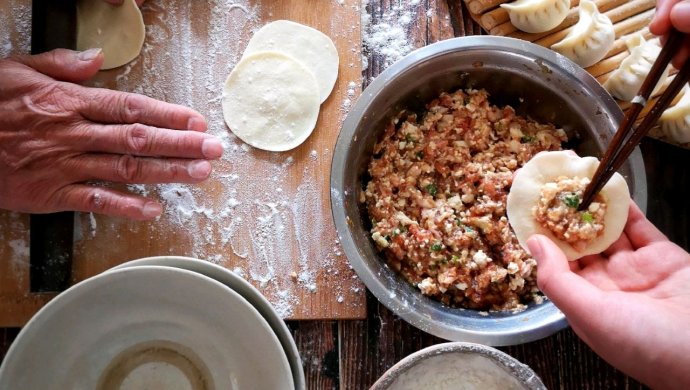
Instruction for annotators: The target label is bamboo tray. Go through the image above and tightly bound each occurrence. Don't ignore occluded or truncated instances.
[463,0,689,149]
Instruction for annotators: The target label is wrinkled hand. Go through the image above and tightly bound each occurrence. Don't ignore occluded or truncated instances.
[0,49,224,220]
[649,0,690,69]
[527,202,690,390]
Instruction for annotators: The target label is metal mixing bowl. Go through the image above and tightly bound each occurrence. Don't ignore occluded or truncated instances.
[331,36,647,346]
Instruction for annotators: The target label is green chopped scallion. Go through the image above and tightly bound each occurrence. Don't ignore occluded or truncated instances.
[425,183,438,196]
[582,212,594,223]
[562,193,580,208]
[431,242,443,251]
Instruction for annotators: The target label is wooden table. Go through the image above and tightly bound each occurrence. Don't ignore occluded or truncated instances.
[3,1,689,388]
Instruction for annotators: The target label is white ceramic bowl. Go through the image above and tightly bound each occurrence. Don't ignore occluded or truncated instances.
[0,266,294,390]
[111,256,305,390]
[371,342,545,390]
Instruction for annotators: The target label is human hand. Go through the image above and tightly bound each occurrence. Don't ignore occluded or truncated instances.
[649,0,690,69]
[103,0,146,6]
[0,49,223,220]
[527,202,690,390]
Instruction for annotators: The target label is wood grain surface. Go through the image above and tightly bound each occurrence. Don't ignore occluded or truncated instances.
[3,0,689,389]
[0,0,366,325]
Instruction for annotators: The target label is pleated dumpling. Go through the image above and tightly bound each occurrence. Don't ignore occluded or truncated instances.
[660,85,690,144]
[551,0,614,68]
[501,0,571,34]
[604,33,669,101]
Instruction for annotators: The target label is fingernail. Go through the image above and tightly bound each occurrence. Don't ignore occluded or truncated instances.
[78,48,102,61]
[142,202,162,218]
[187,160,212,179]
[187,117,208,131]
[527,236,543,260]
[202,138,224,159]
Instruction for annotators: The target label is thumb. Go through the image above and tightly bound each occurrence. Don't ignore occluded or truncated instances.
[12,48,104,83]
[527,234,602,320]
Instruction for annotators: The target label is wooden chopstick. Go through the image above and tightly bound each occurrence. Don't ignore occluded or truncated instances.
[579,29,689,211]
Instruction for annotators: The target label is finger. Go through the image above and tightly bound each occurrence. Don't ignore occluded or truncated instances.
[671,35,690,70]
[78,89,208,131]
[102,0,146,7]
[671,1,690,33]
[623,202,668,249]
[11,48,104,83]
[650,0,682,35]
[527,235,604,320]
[73,155,213,184]
[54,185,162,220]
[75,123,223,159]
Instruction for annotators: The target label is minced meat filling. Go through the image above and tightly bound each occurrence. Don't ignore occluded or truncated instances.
[363,88,567,311]
[534,176,607,252]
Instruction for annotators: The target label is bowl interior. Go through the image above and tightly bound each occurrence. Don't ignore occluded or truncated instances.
[371,342,546,390]
[332,37,646,345]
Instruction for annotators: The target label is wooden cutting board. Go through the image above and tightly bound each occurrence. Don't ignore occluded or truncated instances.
[0,0,366,326]
[463,0,688,149]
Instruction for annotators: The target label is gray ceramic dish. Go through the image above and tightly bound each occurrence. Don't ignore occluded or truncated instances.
[331,36,647,346]
[370,342,546,390]
[111,256,305,390]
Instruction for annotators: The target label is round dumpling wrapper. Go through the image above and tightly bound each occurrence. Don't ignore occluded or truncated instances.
[242,20,339,103]
[507,151,630,261]
[76,0,145,70]
[222,51,320,152]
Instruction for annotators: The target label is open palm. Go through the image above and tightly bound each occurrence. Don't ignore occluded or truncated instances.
[528,203,690,390]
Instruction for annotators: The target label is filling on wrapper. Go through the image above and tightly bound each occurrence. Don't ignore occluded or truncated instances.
[534,176,607,252]
[507,151,630,261]
[363,88,567,311]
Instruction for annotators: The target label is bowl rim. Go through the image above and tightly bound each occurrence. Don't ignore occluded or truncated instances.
[330,36,647,345]
[369,341,546,390]
[0,265,294,389]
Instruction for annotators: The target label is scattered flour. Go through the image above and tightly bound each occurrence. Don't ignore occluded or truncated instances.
[8,239,29,264]
[361,0,418,68]
[0,1,31,58]
[89,213,97,238]
[1,0,365,320]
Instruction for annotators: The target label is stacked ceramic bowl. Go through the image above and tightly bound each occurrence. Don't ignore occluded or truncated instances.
[0,256,305,390]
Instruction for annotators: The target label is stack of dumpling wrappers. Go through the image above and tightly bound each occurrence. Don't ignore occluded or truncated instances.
[463,0,690,146]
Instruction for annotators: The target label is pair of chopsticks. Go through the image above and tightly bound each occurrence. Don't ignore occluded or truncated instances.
[579,28,690,211]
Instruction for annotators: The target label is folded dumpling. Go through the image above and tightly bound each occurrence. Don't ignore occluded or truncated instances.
[501,0,571,34]
[551,0,614,68]
[507,151,630,261]
[660,85,690,144]
[604,33,669,101]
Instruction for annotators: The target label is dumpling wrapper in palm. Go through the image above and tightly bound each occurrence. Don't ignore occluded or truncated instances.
[507,151,630,261]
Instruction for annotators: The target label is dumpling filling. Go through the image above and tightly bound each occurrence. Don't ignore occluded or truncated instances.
[533,176,607,252]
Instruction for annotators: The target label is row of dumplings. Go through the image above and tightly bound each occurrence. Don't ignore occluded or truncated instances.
[502,0,613,67]
[501,0,690,144]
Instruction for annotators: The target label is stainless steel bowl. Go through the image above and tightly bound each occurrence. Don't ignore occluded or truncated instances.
[331,36,647,346]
